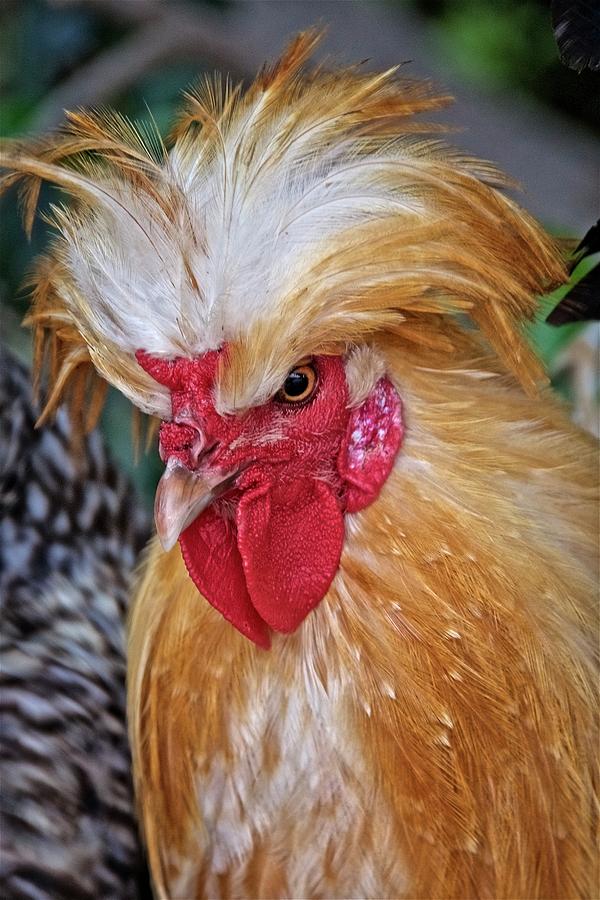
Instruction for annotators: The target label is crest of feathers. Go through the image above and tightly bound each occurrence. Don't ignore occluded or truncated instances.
[1,29,565,430]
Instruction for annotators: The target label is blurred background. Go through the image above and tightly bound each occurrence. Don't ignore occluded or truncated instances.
[1,0,598,506]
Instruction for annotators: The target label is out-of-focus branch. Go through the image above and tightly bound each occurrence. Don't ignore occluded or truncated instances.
[50,0,164,27]
[33,0,256,131]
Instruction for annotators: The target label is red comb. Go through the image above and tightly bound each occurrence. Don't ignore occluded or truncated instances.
[135,350,185,390]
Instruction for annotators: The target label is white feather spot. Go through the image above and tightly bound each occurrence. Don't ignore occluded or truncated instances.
[464,836,479,854]
[438,711,454,728]
[445,628,461,640]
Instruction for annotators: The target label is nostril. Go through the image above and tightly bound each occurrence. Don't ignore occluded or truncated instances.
[190,440,218,468]
[174,411,205,436]
[158,422,220,469]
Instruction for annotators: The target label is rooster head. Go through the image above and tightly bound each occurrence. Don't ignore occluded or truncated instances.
[0,30,564,648]
[137,347,402,647]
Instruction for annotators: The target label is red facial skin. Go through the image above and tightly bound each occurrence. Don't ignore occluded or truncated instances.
[137,348,403,648]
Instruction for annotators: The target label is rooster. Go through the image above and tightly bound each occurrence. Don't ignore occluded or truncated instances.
[1,31,598,900]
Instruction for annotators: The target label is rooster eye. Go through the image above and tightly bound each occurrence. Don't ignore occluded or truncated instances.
[276,363,318,404]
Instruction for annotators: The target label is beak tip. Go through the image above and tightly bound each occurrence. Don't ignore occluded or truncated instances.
[157,529,178,553]
[154,460,218,553]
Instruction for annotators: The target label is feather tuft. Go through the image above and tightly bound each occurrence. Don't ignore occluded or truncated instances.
[1,33,566,421]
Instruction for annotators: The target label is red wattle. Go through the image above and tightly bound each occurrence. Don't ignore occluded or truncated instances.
[179,505,271,649]
[236,477,345,634]
[179,475,345,646]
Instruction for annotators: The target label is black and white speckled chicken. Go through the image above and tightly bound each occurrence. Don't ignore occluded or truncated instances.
[0,343,150,899]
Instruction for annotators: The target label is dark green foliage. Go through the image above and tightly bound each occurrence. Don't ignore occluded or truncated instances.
[408,0,599,130]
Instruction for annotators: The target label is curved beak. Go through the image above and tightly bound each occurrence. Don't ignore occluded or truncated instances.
[154,459,234,551]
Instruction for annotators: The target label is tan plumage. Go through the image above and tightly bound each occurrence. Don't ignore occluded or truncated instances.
[2,31,598,900]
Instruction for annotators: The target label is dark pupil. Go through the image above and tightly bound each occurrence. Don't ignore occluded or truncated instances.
[285,371,309,397]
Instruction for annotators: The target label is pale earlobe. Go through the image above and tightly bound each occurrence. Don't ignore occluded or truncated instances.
[338,377,404,513]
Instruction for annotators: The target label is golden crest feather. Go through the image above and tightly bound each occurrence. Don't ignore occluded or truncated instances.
[1,29,565,426]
